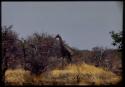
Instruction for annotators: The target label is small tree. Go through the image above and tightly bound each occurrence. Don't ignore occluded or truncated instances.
[92,46,105,66]
[109,30,122,70]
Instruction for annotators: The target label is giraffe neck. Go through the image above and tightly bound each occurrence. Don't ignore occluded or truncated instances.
[57,36,64,48]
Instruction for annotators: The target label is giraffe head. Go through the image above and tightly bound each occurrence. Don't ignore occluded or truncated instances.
[55,34,60,38]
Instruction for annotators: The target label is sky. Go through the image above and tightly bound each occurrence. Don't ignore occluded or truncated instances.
[2,1,123,50]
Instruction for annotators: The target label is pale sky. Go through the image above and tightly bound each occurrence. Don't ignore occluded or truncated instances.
[2,1,123,50]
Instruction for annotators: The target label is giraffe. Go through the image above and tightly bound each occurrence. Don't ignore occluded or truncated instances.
[55,34,72,63]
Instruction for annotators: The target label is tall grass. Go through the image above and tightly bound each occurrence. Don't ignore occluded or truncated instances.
[5,63,121,85]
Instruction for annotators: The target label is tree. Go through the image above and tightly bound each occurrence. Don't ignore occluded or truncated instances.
[1,25,19,83]
[109,30,122,51]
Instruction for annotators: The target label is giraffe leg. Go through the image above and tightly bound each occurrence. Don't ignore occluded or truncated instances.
[62,57,63,69]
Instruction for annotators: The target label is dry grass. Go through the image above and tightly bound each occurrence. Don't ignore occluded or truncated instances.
[5,63,121,85]
[5,68,31,85]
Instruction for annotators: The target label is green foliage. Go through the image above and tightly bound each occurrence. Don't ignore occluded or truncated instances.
[109,30,122,51]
